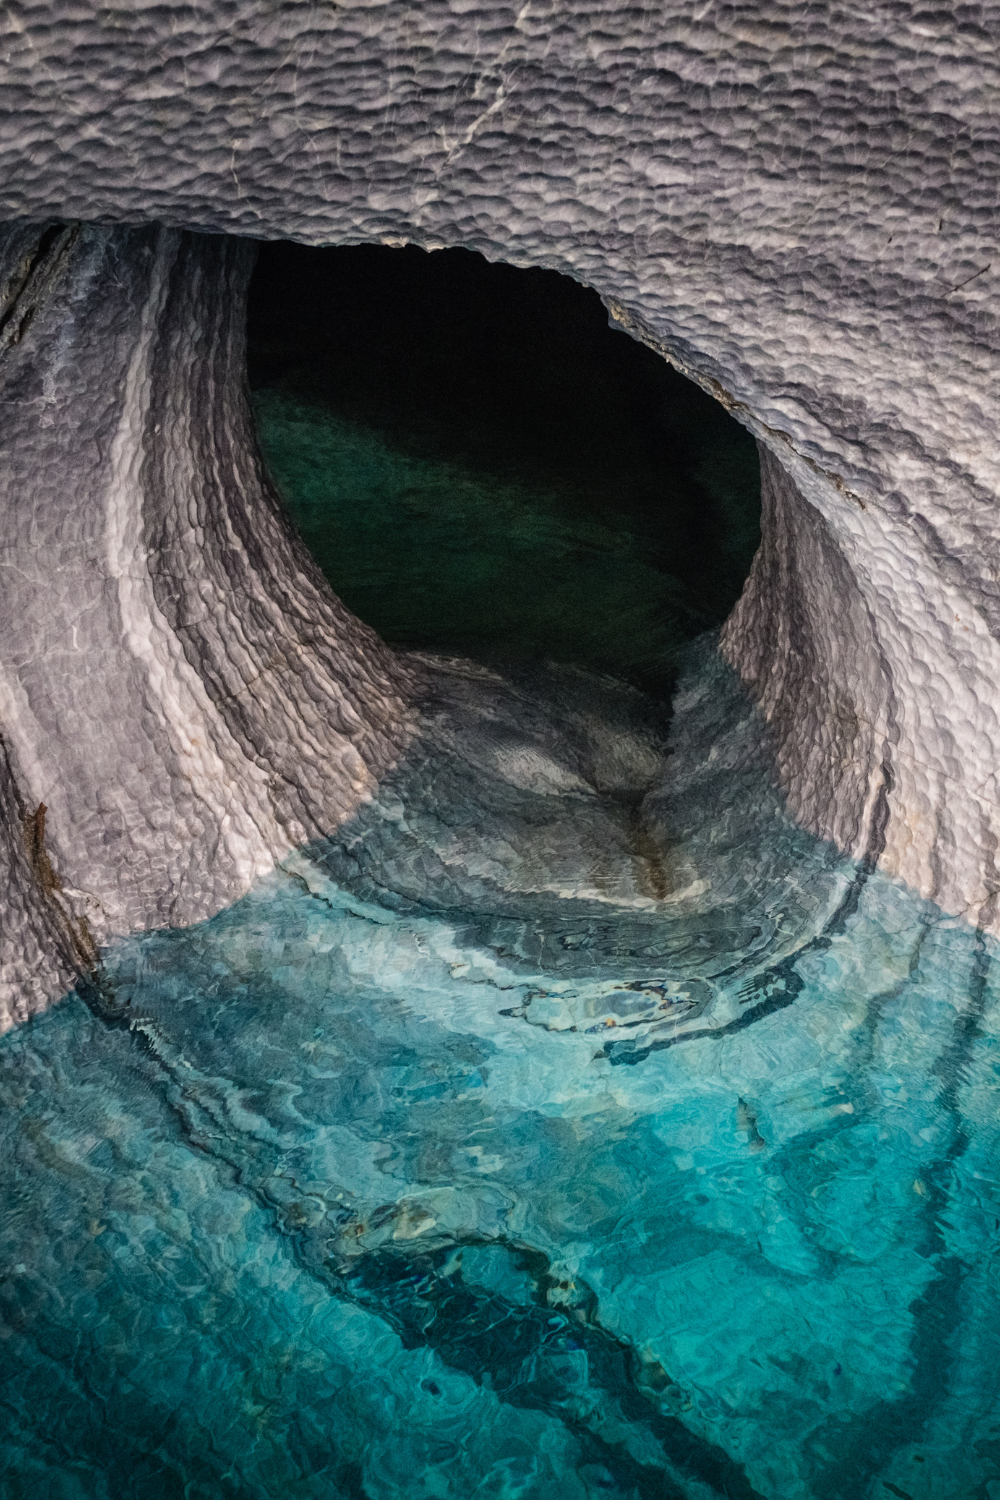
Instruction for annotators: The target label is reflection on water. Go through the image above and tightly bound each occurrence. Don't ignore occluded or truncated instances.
[3,648,999,1499]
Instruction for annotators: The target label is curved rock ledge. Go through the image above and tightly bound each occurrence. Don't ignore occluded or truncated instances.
[0,3,998,1016]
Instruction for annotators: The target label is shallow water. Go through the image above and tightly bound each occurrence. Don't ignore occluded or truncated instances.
[3,651,1000,1500]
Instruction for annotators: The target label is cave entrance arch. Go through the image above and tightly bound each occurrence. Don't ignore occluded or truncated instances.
[246,240,761,703]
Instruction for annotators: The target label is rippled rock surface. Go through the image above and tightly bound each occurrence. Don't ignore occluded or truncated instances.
[4,648,998,1499]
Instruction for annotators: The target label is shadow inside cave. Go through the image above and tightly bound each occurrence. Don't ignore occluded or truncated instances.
[246,240,761,703]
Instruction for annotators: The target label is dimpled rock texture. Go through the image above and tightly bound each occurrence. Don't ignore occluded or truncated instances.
[0,221,412,1023]
[0,1,999,1011]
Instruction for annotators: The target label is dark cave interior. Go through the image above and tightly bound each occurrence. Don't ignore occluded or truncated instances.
[247,241,760,700]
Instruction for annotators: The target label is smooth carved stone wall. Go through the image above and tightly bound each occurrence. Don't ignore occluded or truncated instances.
[0,1,998,1011]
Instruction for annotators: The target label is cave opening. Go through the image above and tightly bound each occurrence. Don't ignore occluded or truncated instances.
[247,240,760,701]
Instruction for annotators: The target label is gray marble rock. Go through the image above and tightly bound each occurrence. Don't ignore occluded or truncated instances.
[0,3,997,1018]
[0,222,414,1020]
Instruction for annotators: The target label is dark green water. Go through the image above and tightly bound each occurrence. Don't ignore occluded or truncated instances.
[247,243,759,697]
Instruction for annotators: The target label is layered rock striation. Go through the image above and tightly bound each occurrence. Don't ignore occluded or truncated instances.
[0,2,998,1017]
[0,222,412,1021]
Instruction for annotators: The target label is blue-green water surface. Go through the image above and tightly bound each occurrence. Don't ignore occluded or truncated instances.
[3,841,999,1498]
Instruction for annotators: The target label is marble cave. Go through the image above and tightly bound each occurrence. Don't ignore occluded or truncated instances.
[0,3,999,1496]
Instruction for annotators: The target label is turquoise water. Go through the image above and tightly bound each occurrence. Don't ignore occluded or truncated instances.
[3,650,1000,1499]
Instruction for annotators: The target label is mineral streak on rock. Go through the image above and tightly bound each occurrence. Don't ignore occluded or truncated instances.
[0,2,998,1017]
